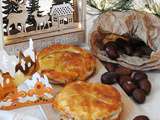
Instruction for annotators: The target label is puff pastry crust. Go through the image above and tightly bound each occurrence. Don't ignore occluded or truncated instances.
[37,44,96,84]
[53,81,122,120]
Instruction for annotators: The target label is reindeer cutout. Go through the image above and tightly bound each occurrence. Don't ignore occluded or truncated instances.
[6,1,28,35]
[2,0,81,47]
[3,1,75,34]
[32,11,50,30]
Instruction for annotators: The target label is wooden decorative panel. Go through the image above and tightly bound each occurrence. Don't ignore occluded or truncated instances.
[0,0,86,54]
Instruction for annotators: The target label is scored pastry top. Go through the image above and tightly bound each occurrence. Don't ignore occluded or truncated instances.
[53,81,122,120]
[37,44,96,84]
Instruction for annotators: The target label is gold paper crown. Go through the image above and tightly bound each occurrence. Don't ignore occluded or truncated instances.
[0,72,54,110]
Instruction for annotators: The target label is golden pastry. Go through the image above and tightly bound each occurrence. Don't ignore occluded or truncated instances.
[53,81,122,120]
[37,44,96,84]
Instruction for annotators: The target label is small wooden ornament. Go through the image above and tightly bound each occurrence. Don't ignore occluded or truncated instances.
[0,72,17,101]
[0,72,55,110]
[15,51,37,76]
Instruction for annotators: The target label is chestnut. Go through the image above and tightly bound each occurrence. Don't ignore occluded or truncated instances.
[133,49,144,57]
[138,79,151,95]
[133,115,149,120]
[115,38,128,47]
[138,46,153,57]
[118,76,132,86]
[104,42,119,60]
[132,89,146,104]
[133,46,152,58]
[101,72,119,85]
[115,65,132,76]
[122,81,137,96]
[124,45,133,56]
[131,71,148,83]
[115,38,128,52]
[103,62,118,72]
[129,37,146,48]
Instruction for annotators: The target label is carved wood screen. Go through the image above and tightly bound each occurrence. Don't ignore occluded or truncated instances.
[0,0,85,54]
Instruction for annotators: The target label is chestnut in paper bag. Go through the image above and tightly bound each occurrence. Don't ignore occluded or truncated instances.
[90,10,160,71]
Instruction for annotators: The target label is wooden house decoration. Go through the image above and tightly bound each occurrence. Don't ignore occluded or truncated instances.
[0,0,86,54]
[0,72,54,110]
[50,3,74,29]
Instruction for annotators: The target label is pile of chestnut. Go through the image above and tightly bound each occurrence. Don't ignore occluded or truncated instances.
[101,62,151,104]
[104,37,153,59]
[133,115,149,120]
